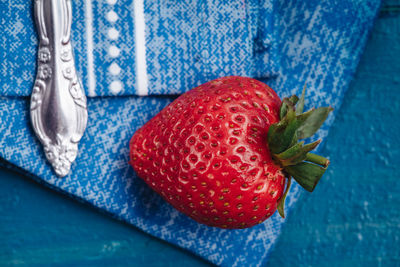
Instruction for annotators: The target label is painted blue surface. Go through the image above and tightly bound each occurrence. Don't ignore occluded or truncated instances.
[1,1,399,267]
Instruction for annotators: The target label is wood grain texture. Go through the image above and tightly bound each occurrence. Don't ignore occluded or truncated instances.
[0,2,399,266]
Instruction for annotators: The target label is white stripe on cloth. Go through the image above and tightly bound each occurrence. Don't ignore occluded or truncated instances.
[85,0,96,97]
[133,0,149,96]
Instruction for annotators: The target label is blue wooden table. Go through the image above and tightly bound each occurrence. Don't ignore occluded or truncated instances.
[1,2,399,266]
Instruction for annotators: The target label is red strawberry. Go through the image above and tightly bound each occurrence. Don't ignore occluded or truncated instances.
[130,76,332,229]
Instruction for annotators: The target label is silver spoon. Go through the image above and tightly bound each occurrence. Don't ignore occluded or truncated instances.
[30,0,88,177]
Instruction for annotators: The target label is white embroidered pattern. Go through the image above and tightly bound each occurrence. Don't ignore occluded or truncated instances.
[106,0,123,95]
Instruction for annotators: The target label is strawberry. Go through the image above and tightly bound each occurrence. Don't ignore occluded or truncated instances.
[130,76,332,229]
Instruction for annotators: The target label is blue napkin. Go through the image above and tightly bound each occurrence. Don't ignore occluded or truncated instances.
[0,0,380,266]
[1,0,278,97]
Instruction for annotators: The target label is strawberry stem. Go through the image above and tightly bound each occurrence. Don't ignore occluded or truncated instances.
[268,85,333,218]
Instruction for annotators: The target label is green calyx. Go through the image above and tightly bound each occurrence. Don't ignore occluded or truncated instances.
[268,85,333,218]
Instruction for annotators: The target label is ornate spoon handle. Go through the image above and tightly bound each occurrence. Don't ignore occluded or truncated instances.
[31,0,88,177]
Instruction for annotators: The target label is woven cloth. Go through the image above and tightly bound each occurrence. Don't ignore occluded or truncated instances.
[0,0,380,266]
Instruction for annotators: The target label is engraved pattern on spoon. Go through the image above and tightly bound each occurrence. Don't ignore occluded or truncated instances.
[31,0,88,177]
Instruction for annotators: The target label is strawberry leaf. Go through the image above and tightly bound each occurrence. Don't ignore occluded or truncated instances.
[277,177,292,218]
[280,95,299,119]
[268,108,314,154]
[275,140,321,166]
[268,109,296,154]
[296,84,306,115]
[285,162,327,192]
[297,107,333,139]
